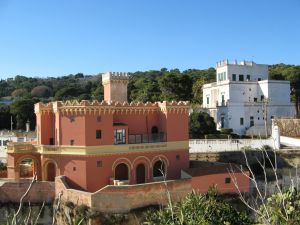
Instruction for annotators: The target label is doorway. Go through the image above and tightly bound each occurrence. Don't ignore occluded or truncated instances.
[136,163,146,184]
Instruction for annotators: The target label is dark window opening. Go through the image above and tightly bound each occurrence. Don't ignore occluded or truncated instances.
[73,167,76,171]
[246,74,250,80]
[151,126,158,134]
[250,116,254,127]
[49,138,54,145]
[254,98,257,102]
[97,160,102,167]
[240,118,244,125]
[70,139,74,145]
[221,116,225,128]
[239,74,244,81]
[258,78,261,81]
[232,74,236,81]
[225,177,231,184]
[261,95,264,101]
[96,116,101,122]
[96,130,102,139]
[176,155,180,160]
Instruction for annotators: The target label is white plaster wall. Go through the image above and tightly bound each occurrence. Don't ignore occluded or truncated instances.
[189,138,275,153]
[225,63,268,81]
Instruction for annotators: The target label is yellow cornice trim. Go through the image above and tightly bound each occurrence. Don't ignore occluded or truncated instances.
[34,141,188,156]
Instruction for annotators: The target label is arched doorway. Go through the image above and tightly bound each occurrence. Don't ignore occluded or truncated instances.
[46,162,56,181]
[136,163,146,184]
[19,158,35,178]
[115,163,129,181]
[153,160,166,178]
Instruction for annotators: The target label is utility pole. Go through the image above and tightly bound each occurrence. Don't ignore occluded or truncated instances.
[10,116,13,131]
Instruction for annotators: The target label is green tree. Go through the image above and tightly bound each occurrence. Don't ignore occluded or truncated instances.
[189,111,216,138]
[144,189,252,225]
[258,187,300,225]
[11,88,28,98]
[54,86,83,100]
[283,66,300,116]
[10,98,36,130]
[31,85,53,98]
[0,104,13,129]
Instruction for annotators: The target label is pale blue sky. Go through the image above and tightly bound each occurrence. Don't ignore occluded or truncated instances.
[0,0,299,78]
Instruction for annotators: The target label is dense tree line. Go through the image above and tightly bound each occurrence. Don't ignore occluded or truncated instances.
[0,64,298,130]
[0,68,215,130]
[269,64,300,115]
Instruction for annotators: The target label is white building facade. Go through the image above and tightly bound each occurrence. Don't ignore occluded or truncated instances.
[0,131,36,162]
[202,60,295,135]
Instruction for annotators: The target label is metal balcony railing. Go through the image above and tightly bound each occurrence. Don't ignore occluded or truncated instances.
[128,133,166,144]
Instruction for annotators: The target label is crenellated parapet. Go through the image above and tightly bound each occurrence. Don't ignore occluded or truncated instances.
[34,100,190,115]
[34,102,54,114]
[158,101,190,114]
[102,72,130,85]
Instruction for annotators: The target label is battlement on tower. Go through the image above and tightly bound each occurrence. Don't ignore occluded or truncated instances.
[34,100,190,115]
[102,72,129,84]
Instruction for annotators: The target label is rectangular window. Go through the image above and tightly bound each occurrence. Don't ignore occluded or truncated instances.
[232,74,236,81]
[96,160,102,167]
[239,74,244,81]
[206,97,209,105]
[96,130,102,139]
[114,129,126,144]
[261,95,264,101]
[240,118,244,125]
[225,177,231,184]
[246,74,250,80]
[70,139,74,145]
[250,116,254,127]
[258,78,261,81]
[176,155,180,160]
[254,98,257,102]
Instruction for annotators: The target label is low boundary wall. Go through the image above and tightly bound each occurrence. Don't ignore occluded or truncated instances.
[55,176,192,213]
[189,138,274,153]
[0,179,55,203]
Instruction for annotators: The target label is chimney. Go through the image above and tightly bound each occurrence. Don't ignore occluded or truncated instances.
[102,72,129,102]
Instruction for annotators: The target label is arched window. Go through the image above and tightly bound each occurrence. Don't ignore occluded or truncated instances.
[115,163,129,181]
[153,160,166,177]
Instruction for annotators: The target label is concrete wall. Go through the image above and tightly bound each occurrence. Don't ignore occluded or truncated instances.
[189,138,274,153]
[0,180,55,203]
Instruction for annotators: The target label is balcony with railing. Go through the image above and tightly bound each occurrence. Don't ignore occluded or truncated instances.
[128,133,166,144]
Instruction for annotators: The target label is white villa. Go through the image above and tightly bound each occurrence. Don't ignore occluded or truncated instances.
[202,60,295,136]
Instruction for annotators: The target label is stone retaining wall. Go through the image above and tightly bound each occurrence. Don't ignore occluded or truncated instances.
[0,179,55,203]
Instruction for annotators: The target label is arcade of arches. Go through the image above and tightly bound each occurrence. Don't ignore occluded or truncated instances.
[114,159,166,184]
[14,156,58,182]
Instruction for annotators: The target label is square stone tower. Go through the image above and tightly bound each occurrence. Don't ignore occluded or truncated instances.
[102,72,129,102]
